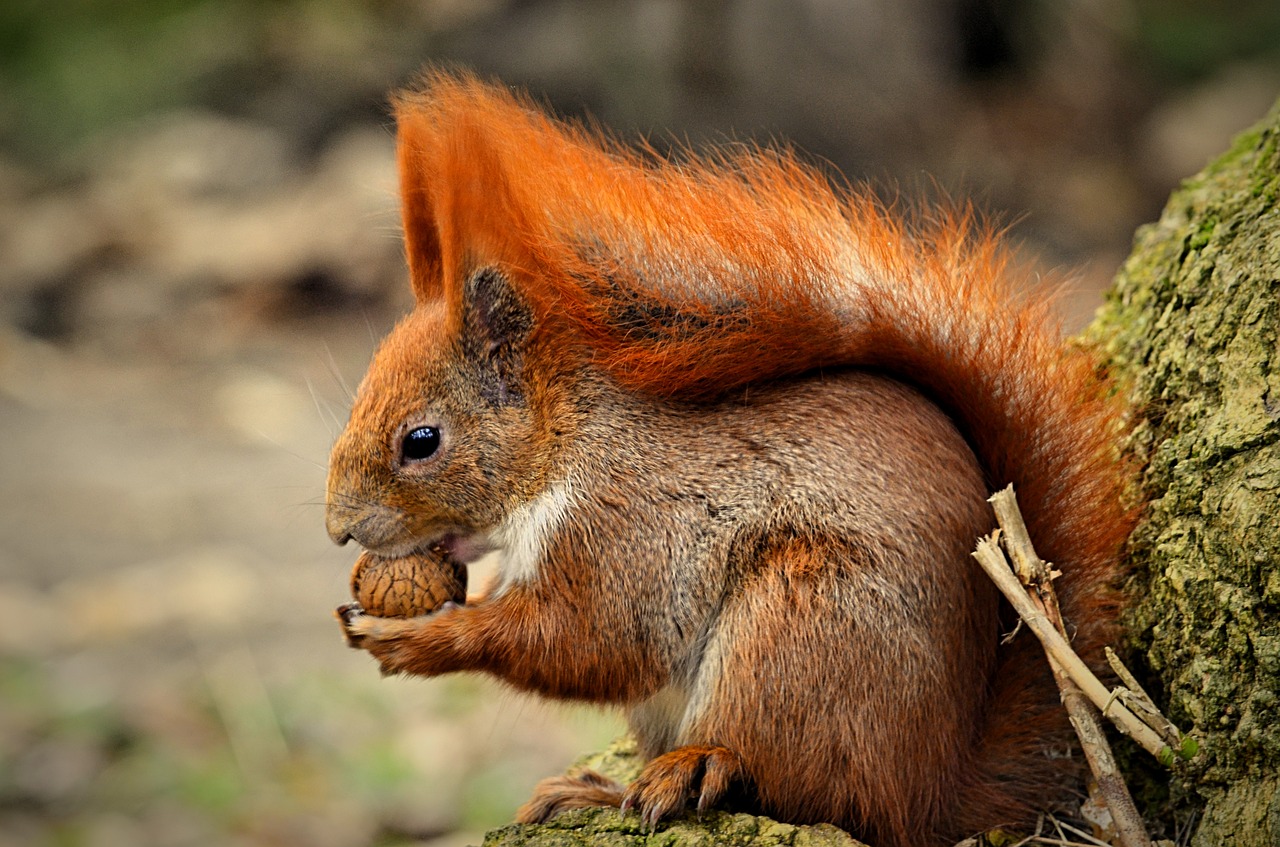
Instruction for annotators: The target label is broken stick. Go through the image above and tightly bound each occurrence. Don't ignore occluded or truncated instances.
[975,486,1158,847]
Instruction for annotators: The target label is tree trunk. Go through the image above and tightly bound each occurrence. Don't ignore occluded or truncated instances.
[1090,99,1280,846]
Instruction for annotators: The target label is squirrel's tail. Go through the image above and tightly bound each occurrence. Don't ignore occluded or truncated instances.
[394,72,1139,833]
[829,209,1137,836]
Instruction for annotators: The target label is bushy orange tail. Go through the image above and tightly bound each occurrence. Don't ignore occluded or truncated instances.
[394,70,1138,835]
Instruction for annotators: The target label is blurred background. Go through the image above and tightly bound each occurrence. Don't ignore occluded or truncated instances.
[0,1,1277,845]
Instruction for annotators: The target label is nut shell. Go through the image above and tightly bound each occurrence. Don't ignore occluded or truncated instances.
[350,549,466,617]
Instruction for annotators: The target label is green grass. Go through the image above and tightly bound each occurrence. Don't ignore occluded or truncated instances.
[0,653,622,846]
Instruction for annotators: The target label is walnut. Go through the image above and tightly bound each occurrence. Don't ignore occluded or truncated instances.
[349,548,466,617]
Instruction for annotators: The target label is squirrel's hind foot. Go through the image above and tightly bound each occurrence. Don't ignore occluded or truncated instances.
[621,744,745,830]
[517,768,626,823]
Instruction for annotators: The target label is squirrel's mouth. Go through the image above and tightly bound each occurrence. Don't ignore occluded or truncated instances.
[429,532,494,566]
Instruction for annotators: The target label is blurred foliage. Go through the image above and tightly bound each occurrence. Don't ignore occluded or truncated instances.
[0,0,426,163]
[1,0,1278,165]
[1134,0,1280,82]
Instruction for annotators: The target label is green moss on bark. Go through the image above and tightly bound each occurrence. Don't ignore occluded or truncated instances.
[1089,98,1280,846]
[480,807,862,847]
[480,737,867,847]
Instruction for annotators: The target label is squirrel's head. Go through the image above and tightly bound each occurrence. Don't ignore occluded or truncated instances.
[326,69,852,557]
[325,267,569,559]
[326,73,584,560]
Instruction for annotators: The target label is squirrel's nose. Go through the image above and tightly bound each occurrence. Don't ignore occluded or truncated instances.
[325,508,355,546]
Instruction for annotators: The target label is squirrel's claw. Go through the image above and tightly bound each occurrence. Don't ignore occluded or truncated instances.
[336,608,412,674]
[335,602,367,647]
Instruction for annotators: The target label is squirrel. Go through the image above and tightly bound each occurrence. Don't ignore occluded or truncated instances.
[325,71,1137,847]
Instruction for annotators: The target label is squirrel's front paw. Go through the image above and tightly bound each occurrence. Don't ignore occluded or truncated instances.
[336,602,370,647]
[334,602,460,676]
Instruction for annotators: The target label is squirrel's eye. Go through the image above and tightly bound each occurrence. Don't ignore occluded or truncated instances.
[401,426,441,462]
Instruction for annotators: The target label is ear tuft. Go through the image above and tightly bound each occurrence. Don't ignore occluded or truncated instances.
[392,71,549,308]
[395,107,446,300]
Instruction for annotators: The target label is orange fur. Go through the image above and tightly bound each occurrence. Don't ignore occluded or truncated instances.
[394,66,1131,661]
[329,70,1139,846]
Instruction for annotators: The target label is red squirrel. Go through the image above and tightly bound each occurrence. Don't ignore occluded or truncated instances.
[325,71,1136,847]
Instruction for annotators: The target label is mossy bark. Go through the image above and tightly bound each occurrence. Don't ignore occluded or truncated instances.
[480,807,863,847]
[1089,99,1280,845]
[481,738,867,847]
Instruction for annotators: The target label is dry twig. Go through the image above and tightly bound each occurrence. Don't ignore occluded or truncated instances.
[973,486,1155,847]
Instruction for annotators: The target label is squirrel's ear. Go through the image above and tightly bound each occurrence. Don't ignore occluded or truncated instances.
[459,268,534,405]
[462,268,533,358]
